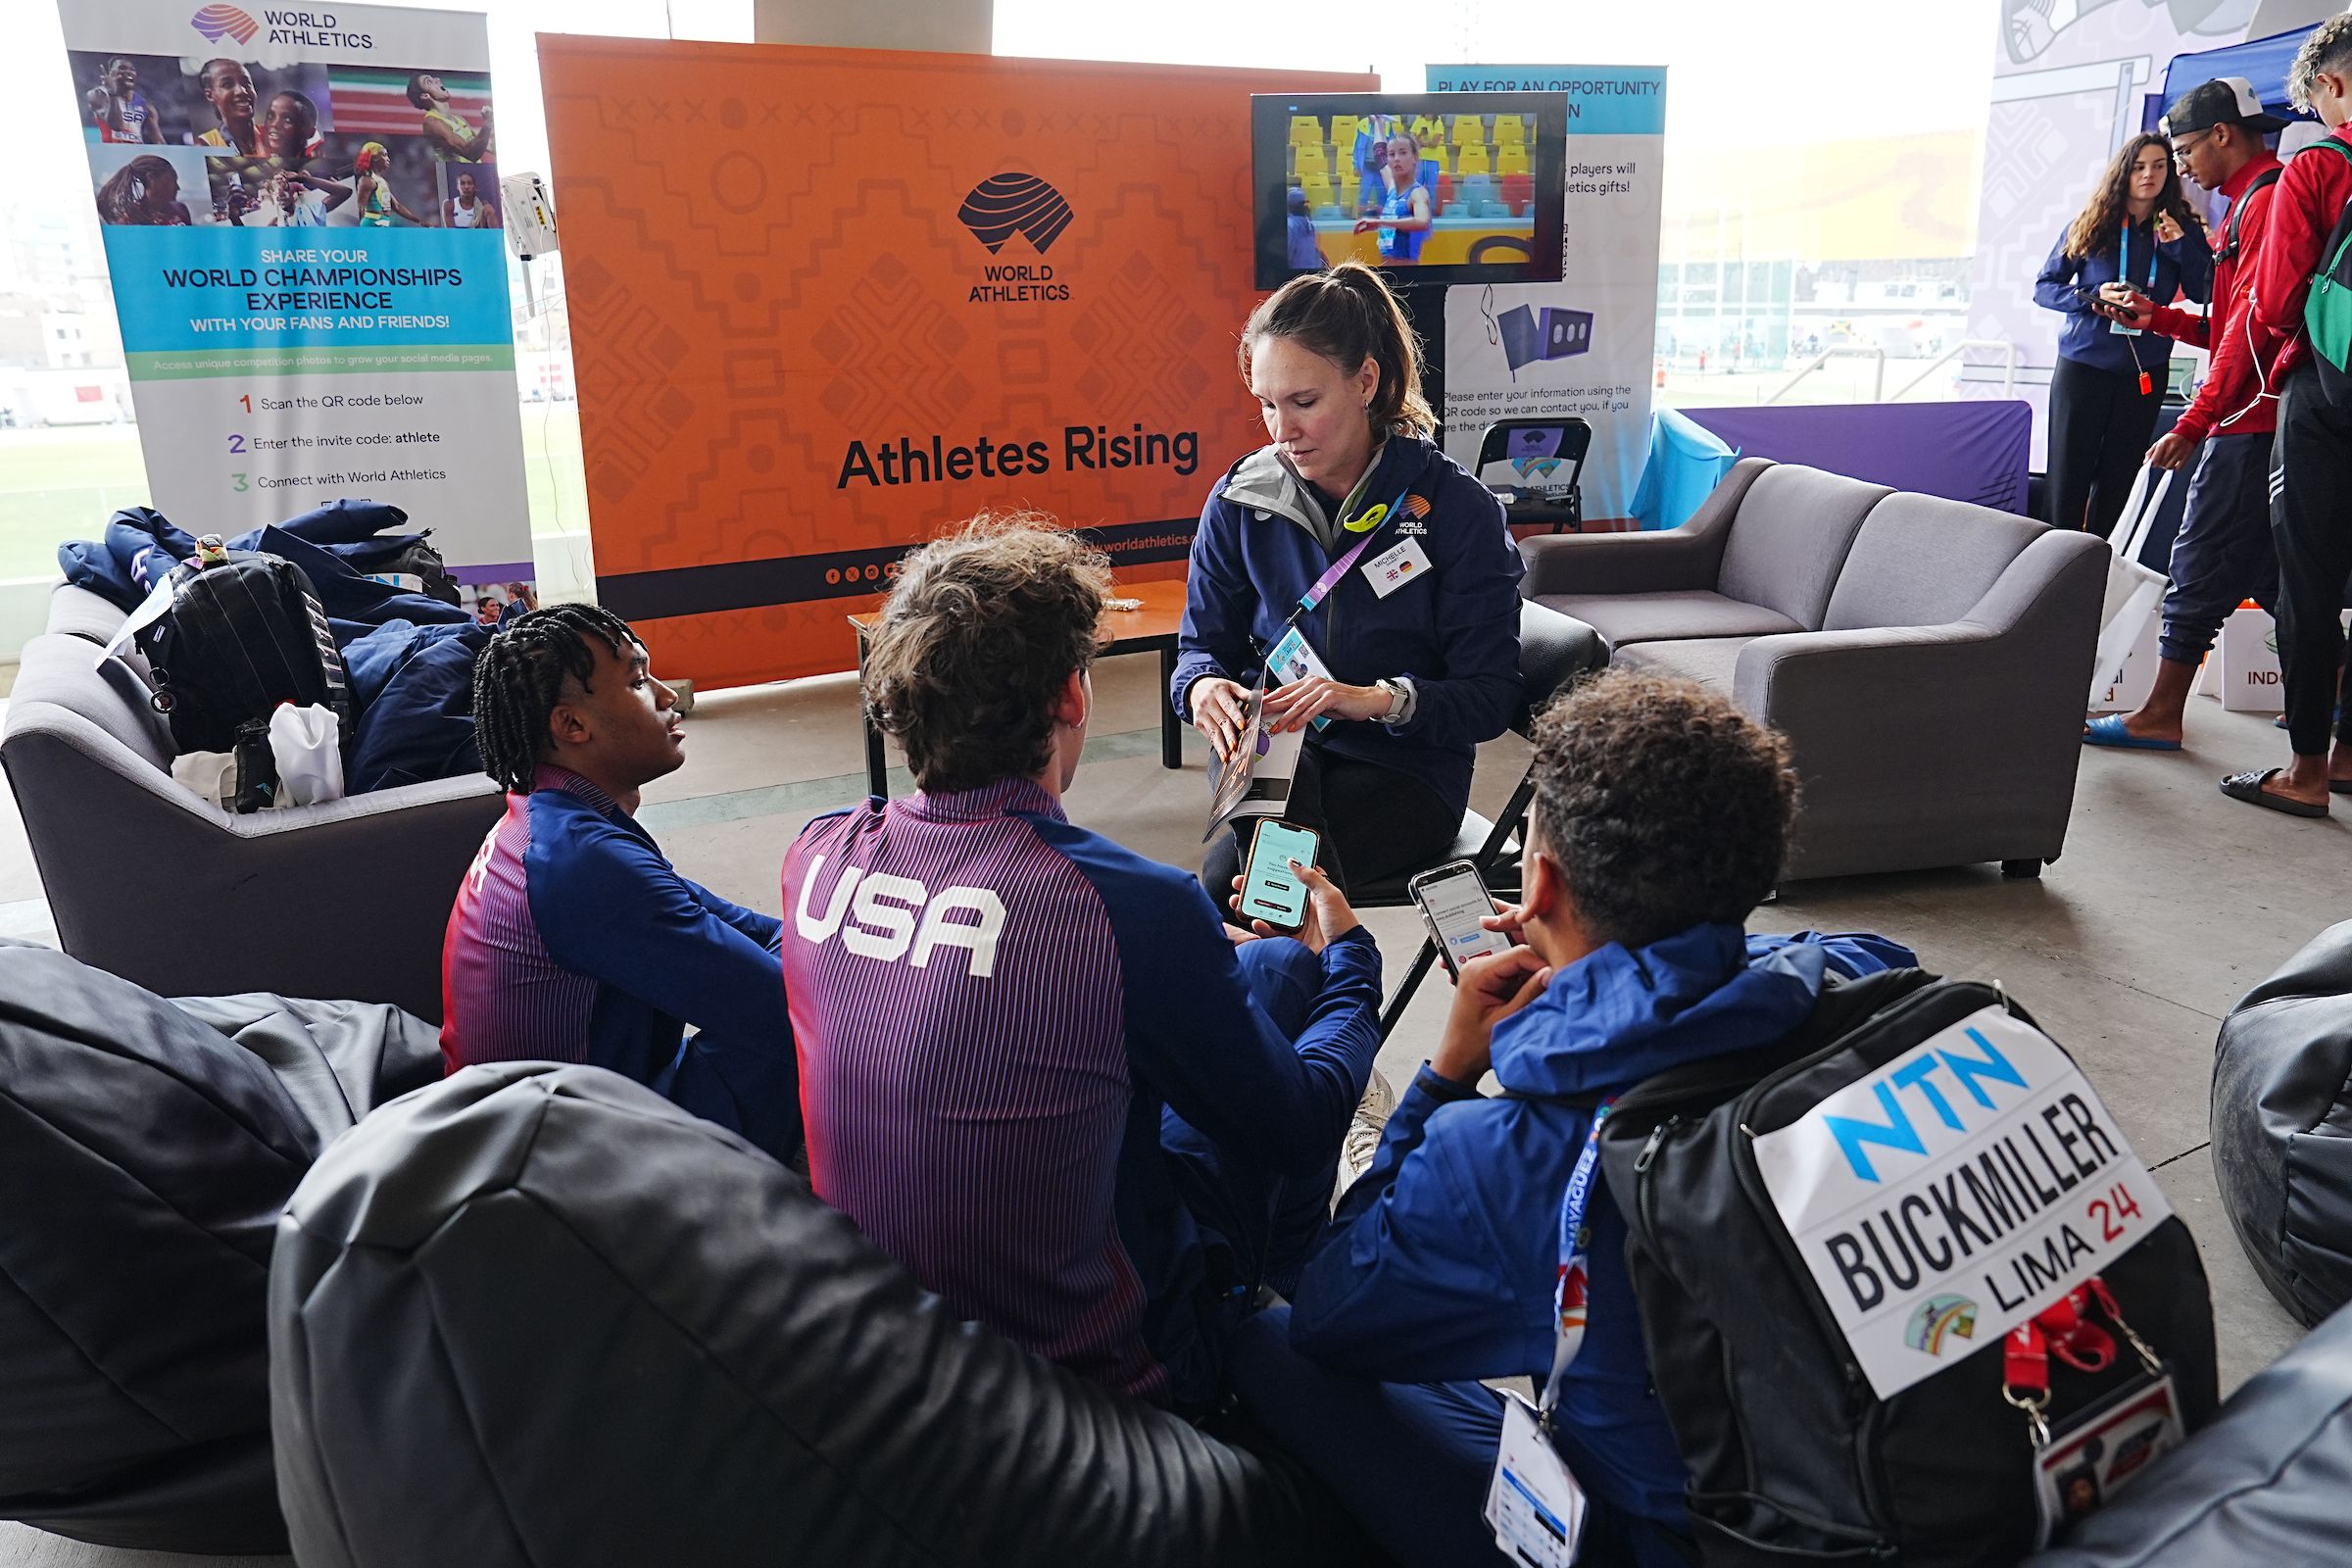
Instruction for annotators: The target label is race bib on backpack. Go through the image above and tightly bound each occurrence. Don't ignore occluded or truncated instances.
[1751,1005,2170,1399]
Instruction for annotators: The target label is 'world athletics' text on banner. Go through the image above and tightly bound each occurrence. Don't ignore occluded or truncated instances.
[55,0,530,590]
[1426,66,1666,530]
[1752,1005,2171,1401]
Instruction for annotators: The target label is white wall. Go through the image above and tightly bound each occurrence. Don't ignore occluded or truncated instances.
[753,0,991,52]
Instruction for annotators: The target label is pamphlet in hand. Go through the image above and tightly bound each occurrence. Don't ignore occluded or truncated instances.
[1203,684,1302,842]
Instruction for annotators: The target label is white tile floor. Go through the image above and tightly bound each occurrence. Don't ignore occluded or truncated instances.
[5,647,2346,1565]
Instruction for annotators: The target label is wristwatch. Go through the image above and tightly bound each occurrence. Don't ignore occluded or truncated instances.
[1375,677,1410,724]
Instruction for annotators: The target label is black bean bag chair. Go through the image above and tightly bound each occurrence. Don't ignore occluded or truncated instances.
[0,944,440,1552]
[2212,920,2352,1325]
[269,1062,1361,1568]
[2023,1302,2350,1565]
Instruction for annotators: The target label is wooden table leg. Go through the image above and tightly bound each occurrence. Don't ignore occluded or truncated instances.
[1159,645,1183,769]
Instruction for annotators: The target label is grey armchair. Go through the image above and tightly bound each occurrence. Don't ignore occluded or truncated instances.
[1523,468,2107,881]
[1,588,503,1020]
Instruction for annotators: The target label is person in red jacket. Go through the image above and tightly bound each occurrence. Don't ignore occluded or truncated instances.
[2223,18,2352,816]
[2085,78,2287,751]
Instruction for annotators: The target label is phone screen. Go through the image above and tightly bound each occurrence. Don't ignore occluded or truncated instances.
[1413,862,1508,974]
[1243,819,1320,930]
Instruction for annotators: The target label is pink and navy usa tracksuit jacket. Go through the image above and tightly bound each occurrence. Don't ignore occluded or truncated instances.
[781,777,1381,1412]
[441,764,801,1160]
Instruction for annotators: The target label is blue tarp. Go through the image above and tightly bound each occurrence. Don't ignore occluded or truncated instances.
[2161,25,2326,125]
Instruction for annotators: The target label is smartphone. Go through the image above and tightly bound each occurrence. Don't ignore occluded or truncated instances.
[1241,818,1321,932]
[1407,859,1510,977]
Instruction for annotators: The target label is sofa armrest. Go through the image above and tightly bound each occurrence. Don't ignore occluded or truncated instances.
[1518,455,1769,598]
[1,705,504,1021]
[1732,530,2106,877]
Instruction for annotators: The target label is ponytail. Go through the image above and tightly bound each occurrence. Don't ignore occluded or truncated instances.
[1240,260,1437,441]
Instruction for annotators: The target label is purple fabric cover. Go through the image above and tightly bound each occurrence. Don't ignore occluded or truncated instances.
[1680,401,2033,514]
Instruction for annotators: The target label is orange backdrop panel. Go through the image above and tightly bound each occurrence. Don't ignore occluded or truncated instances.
[539,37,1372,689]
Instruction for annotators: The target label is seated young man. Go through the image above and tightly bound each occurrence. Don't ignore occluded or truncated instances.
[1231,670,1913,1568]
[781,518,1382,1415]
[442,603,799,1161]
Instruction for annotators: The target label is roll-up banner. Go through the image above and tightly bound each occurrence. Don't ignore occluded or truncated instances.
[541,39,1373,690]
[56,0,532,592]
[1426,65,1667,530]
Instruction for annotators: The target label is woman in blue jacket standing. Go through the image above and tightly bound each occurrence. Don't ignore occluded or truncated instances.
[2034,133,2212,536]
[1176,261,1524,898]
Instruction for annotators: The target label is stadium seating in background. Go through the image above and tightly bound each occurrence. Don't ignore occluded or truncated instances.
[1457,142,1491,175]
[1496,144,1529,176]
[1290,115,1320,144]
[1494,115,1528,144]
[1500,172,1534,215]
[1450,115,1484,145]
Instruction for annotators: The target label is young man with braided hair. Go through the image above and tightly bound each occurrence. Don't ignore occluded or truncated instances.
[442,604,799,1160]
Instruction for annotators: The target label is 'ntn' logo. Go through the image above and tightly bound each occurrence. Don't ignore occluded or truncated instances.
[1824,1028,2030,1182]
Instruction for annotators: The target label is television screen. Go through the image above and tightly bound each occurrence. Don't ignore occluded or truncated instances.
[1250,92,1566,289]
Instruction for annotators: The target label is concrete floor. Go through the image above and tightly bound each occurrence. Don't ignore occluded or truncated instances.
[3,647,2340,1566]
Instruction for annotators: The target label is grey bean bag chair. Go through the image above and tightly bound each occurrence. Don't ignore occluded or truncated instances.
[0,944,440,1552]
[2024,1303,2351,1564]
[270,1061,1360,1568]
[2212,920,2352,1325]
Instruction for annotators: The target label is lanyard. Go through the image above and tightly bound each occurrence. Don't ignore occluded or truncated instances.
[2118,221,2155,293]
[1294,482,1411,619]
[1541,1097,1616,1430]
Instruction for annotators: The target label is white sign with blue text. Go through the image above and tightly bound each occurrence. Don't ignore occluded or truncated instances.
[1751,1005,2168,1400]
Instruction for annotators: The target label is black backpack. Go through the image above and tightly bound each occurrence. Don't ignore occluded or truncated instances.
[135,546,351,757]
[1599,973,2218,1566]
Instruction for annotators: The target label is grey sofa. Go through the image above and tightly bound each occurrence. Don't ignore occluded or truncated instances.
[1524,459,2108,881]
[1,585,503,1020]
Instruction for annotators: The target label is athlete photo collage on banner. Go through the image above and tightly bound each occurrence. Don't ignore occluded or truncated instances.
[70,46,497,232]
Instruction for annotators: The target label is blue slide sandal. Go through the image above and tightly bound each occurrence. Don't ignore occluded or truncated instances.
[2082,714,2181,751]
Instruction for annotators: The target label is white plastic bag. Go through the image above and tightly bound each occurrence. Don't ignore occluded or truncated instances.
[270,704,345,807]
[2086,468,2172,713]
[2208,605,2285,712]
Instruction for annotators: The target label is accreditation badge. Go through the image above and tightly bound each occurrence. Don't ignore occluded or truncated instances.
[1485,1395,1586,1566]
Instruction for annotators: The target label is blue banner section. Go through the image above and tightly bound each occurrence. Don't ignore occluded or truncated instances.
[98,225,513,354]
[1424,66,1668,136]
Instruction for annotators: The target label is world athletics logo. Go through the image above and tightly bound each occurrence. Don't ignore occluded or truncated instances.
[956,172,1073,256]
[190,4,262,44]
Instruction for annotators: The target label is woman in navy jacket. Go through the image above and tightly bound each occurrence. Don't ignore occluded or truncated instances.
[2034,133,2212,537]
[1175,262,1524,898]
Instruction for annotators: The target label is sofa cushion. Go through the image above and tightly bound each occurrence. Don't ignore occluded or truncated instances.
[9,635,172,772]
[1823,493,2044,632]
[1713,465,1888,630]
[1535,590,1801,648]
[1614,635,1756,691]
[46,584,131,646]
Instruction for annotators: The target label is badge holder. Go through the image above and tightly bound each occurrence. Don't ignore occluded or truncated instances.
[2003,1277,2184,1548]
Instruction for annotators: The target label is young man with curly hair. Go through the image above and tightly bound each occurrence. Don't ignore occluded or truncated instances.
[1230,670,1911,1568]
[781,517,1382,1416]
